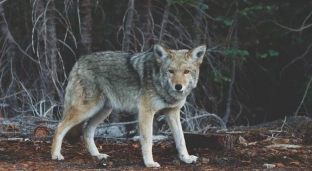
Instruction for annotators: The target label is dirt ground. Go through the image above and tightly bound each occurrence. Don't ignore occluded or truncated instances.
[0,116,312,170]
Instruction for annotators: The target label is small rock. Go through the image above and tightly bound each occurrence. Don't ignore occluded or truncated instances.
[172,159,180,166]
[106,126,124,137]
[275,163,285,167]
[262,163,276,168]
[272,137,289,144]
[108,161,113,168]
[200,157,209,163]
[96,162,108,169]
[238,136,248,146]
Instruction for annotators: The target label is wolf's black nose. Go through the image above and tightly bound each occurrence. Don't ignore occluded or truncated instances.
[175,84,182,91]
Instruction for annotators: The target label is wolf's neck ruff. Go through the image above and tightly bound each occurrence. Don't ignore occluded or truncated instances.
[126,44,206,104]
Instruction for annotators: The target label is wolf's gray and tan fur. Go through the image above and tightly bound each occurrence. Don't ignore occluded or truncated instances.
[51,44,207,167]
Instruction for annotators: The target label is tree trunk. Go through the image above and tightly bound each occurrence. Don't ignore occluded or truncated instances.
[139,0,152,51]
[79,0,93,55]
[0,2,17,117]
[223,60,235,123]
[158,1,169,44]
[32,0,45,94]
[32,0,58,118]
[223,1,239,123]
[122,0,134,52]
[193,0,203,46]
[44,0,58,118]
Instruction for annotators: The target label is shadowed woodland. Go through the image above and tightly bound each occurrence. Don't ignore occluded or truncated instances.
[0,0,312,131]
[0,0,312,170]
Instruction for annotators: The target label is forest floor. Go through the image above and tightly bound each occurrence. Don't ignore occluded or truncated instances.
[0,116,312,170]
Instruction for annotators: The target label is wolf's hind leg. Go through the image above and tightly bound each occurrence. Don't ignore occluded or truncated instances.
[166,108,198,164]
[52,119,75,160]
[51,101,104,160]
[83,107,112,159]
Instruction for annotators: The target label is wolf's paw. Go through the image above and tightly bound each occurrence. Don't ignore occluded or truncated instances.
[94,153,109,160]
[145,161,160,167]
[180,154,198,163]
[52,153,64,160]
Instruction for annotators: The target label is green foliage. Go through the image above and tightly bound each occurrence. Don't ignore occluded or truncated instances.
[259,53,268,59]
[216,16,233,27]
[257,50,279,59]
[238,4,273,16]
[214,76,231,83]
[199,3,208,10]
[222,47,249,57]
[216,3,273,27]
[168,0,208,10]
[268,50,279,57]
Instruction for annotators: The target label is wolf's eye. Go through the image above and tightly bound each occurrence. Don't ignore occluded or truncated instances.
[184,70,190,74]
[168,70,174,74]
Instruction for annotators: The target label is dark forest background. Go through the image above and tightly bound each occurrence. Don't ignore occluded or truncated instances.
[0,0,311,130]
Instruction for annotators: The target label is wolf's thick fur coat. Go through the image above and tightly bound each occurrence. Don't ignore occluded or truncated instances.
[51,44,207,167]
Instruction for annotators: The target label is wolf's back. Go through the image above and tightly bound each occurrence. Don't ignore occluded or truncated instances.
[61,51,148,143]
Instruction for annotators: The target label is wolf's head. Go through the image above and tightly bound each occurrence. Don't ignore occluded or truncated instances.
[153,44,206,100]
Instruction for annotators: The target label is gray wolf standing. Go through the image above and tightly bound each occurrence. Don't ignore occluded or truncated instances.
[51,44,207,167]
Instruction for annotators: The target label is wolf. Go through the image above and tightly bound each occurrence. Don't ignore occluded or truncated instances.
[51,44,207,167]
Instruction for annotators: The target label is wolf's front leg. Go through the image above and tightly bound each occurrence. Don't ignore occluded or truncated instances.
[139,106,160,167]
[166,108,198,164]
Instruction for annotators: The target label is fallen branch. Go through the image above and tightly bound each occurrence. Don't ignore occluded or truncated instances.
[98,120,138,128]
[0,132,22,134]
[266,144,302,149]
[34,120,60,124]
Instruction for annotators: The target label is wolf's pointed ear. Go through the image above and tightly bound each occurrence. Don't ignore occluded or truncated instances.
[154,44,169,63]
[190,44,207,64]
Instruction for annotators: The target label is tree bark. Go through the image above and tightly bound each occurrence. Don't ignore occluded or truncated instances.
[223,60,235,123]
[32,0,45,93]
[193,0,203,46]
[223,1,239,123]
[32,0,58,118]
[158,2,169,44]
[44,0,58,105]
[139,0,152,51]
[122,0,134,52]
[79,0,93,55]
[0,2,17,117]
